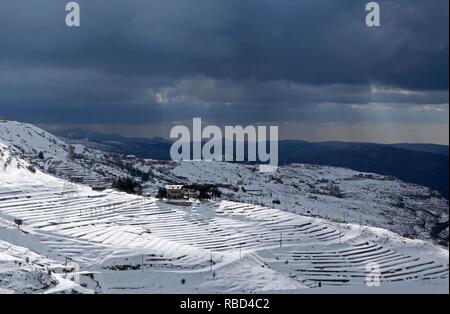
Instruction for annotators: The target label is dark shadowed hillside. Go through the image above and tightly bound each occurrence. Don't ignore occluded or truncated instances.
[278,141,449,198]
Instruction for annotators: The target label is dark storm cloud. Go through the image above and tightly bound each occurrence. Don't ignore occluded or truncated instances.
[1,0,448,88]
[0,0,448,141]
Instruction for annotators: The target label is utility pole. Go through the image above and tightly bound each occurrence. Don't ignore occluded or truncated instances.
[210,253,213,272]
[359,214,363,235]
[280,232,283,248]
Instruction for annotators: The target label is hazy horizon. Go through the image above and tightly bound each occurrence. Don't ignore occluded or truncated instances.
[37,122,449,146]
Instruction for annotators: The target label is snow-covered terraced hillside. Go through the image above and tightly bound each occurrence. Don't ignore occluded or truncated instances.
[1,156,448,293]
[1,121,449,293]
[1,120,448,247]
[170,161,449,245]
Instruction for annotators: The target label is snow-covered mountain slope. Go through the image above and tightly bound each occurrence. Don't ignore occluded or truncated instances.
[0,121,68,158]
[0,238,57,294]
[0,217,91,294]
[0,140,449,293]
[0,238,93,294]
[1,120,449,246]
[164,161,449,246]
[1,120,449,293]
[0,120,133,187]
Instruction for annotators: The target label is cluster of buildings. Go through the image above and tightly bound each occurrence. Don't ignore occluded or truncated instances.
[162,184,222,204]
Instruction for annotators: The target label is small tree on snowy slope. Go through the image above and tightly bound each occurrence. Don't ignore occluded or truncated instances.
[14,218,23,229]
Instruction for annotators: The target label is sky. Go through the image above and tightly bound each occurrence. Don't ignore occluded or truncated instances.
[0,0,448,144]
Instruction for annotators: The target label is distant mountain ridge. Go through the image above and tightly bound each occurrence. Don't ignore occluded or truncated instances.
[388,143,448,156]
[54,128,449,198]
[277,140,449,198]
[57,128,173,160]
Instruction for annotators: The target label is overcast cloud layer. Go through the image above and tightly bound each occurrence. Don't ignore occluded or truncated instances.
[0,0,448,143]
